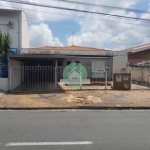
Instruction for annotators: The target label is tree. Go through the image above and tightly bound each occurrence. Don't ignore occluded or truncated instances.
[0,31,12,56]
[2,33,12,56]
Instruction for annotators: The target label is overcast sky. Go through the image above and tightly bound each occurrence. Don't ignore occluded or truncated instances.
[1,0,150,50]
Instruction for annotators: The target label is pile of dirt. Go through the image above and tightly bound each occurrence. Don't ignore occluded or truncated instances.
[62,95,101,104]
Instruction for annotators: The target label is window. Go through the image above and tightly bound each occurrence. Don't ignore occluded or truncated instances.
[75,61,80,64]
[58,61,62,66]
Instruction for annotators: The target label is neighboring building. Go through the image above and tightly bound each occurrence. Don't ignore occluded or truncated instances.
[113,43,150,73]
[0,8,29,91]
[0,8,29,53]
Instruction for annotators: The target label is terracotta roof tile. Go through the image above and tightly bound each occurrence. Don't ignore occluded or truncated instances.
[24,45,110,51]
[120,43,150,52]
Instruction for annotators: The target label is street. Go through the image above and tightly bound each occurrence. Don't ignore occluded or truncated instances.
[0,110,150,150]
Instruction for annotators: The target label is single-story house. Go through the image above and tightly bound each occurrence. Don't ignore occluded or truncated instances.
[8,45,116,92]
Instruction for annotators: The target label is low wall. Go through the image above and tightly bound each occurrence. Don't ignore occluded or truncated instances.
[132,67,150,83]
[0,78,8,91]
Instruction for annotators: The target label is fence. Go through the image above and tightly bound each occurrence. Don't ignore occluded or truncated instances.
[0,56,8,78]
[11,66,55,92]
[11,66,113,92]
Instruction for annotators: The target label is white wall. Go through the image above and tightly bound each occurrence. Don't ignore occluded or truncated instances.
[21,12,29,48]
[113,52,128,73]
[0,11,19,50]
[11,60,22,90]
[0,78,8,91]
[0,10,30,53]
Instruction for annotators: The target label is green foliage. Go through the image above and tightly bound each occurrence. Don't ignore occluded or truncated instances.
[0,31,12,56]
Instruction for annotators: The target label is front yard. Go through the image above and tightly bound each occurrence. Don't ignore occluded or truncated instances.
[0,90,150,107]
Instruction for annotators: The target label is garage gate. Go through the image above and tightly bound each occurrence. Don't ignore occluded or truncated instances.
[11,65,64,92]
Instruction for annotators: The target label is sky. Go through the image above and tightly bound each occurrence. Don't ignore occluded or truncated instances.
[1,0,150,50]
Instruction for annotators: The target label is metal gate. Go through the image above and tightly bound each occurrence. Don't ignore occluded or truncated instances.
[56,66,112,90]
[11,66,58,92]
[11,65,113,92]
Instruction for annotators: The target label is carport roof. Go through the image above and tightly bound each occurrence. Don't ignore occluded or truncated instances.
[8,54,111,59]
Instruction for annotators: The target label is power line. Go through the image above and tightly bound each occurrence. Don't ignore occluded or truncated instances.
[1,0,150,22]
[1,4,150,28]
[50,0,150,15]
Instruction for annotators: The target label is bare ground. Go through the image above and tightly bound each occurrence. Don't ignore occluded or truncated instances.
[0,90,150,107]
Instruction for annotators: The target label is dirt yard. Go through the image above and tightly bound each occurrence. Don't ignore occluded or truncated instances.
[0,90,150,107]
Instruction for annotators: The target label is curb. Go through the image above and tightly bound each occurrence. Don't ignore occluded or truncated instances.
[1,106,150,110]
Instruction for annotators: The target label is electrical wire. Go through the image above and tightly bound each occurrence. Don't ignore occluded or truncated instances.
[49,0,150,15]
[1,0,150,22]
[0,4,150,28]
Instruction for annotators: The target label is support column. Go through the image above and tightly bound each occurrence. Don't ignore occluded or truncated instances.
[55,59,57,90]
[105,67,108,90]
[8,57,11,91]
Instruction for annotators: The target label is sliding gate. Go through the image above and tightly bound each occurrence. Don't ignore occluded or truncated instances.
[11,66,60,92]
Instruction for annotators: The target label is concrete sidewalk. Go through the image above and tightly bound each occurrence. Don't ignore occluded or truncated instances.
[0,90,150,108]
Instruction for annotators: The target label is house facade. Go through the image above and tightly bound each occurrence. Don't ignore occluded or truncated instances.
[8,46,115,92]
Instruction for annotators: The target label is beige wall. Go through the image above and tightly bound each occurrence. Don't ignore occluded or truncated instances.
[113,54,128,73]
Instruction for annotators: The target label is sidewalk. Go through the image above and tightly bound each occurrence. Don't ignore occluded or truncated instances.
[0,90,150,108]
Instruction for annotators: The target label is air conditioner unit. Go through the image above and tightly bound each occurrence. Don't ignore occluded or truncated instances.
[8,21,14,28]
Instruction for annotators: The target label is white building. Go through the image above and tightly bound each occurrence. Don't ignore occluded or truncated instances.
[0,8,29,53]
[0,9,29,91]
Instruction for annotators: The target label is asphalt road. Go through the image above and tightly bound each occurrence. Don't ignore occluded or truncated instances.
[0,110,150,150]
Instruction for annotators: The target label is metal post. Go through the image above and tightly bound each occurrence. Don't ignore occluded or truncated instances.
[130,67,132,90]
[149,70,150,88]
[9,66,12,92]
[8,57,11,92]
[55,59,57,90]
[105,67,108,90]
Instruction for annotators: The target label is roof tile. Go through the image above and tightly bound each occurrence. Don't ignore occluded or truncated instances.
[23,45,110,51]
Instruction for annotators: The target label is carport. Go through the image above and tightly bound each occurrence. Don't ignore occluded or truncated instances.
[8,54,71,92]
